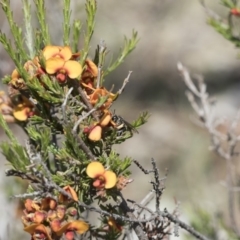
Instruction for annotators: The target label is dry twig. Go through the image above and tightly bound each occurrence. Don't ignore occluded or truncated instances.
[178,62,240,236]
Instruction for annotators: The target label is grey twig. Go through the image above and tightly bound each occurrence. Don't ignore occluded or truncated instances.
[136,191,155,216]
[96,40,106,88]
[118,71,132,95]
[78,85,99,121]
[72,108,97,133]
[10,159,211,240]
[134,158,166,213]
[62,87,73,122]
[150,158,162,212]
[163,208,211,240]
[178,62,240,236]
[71,130,97,160]
[13,191,42,199]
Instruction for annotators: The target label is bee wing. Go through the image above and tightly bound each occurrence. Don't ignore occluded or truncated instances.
[123,119,139,134]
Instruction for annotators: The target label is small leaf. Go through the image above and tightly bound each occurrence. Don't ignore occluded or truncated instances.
[132,111,149,128]
[104,30,139,76]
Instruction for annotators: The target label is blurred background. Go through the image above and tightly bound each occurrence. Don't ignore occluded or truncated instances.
[1,0,240,239]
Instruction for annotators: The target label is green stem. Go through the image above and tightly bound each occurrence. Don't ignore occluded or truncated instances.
[63,0,71,46]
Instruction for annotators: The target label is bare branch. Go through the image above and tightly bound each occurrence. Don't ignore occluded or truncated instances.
[118,71,132,95]
[163,208,211,240]
[78,85,100,121]
[178,62,240,236]
[62,87,73,122]
[72,108,97,133]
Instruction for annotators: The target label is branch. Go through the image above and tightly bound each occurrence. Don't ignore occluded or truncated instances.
[178,62,240,236]
[163,209,211,240]
[117,71,132,95]
[77,85,99,121]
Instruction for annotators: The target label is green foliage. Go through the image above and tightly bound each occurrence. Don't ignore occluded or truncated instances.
[23,0,34,58]
[39,75,65,100]
[34,30,44,53]
[26,76,64,104]
[0,0,151,239]
[205,0,240,48]
[80,0,97,65]
[33,0,50,46]
[72,20,82,53]
[208,18,240,47]
[99,151,132,176]
[0,114,29,170]
[25,124,52,160]
[64,125,88,160]
[132,111,150,129]
[104,30,139,77]
[63,0,71,46]
[1,74,11,84]
[220,0,236,9]
[0,0,28,62]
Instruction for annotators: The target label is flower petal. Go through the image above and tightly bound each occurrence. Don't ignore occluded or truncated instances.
[63,185,78,202]
[56,220,89,236]
[33,211,46,223]
[50,219,62,232]
[65,231,75,240]
[88,125,102,141]
[24,224,52,240]
[46,58,65,74]
[25,199,34,212]
[66,207,78,217]
[67,221,89,234]
[86,161,105,178]
[11,69,20,79]
[31,201,41,211]
[56,205,66,220]
[41,197,57,210]
[0,103,13,115]
[81,82,95,91]
[91,88,105,99]
[85,59,98,77]
[104,170,117,189]
[43,46,61,60]
[64,60,82,79]
[47,210,57,221]
[71,51,81,59]
[60,46,72,61]
[99,111,111,127]
[24,223,40,234]
[108,217,122,231]
[13,105,30,121]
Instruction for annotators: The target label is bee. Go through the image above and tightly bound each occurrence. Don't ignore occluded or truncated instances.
[111,115,138,137]
[9,78,26,90]
[8,78,28,101]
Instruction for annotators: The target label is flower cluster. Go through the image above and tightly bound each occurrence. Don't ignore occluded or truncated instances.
[22,186,89,240]
[0,1,147,239]
[3,43,134,238]
[6,45,84,122]
[5,45,120,139]
[81,86,118,141]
